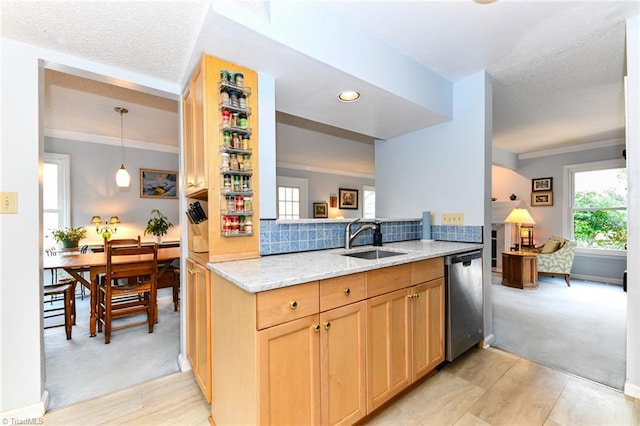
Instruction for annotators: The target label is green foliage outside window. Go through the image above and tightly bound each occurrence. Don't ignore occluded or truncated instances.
[573,171,627,250]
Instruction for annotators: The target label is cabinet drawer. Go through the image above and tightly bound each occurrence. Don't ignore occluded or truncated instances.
[256,282,319,330]
[320,273,366,312]
[411,257,444,285]
[366,264,411,298]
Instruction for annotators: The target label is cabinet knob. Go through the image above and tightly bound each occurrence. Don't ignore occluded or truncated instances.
[343,288,351,296]
[324,321,331,330]
[313,324,320,333]
[289,301,298,310]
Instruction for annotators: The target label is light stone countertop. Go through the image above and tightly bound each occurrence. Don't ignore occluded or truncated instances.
[207,240,484,293]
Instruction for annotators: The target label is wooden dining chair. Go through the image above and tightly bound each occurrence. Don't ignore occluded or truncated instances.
[96,237,158,344]
[43,278,77,340]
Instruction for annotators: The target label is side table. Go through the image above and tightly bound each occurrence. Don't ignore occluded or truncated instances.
[502,251,538,289]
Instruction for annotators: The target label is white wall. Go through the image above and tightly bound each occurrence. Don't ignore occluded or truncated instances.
[375,71,488,226]
[375,71,493,340]
[625,14,640,399]
[0,37,180,417]
[276,167,374,219]
[44,137,180,245]
[258,72,277,219]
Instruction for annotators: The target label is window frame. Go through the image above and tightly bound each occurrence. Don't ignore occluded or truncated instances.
[563,158,627,257]
[362,185,376,219]
[43,153,71,246]
[276,176,308,220]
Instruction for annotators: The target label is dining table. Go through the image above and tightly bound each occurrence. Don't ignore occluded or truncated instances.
[43,246,181,337]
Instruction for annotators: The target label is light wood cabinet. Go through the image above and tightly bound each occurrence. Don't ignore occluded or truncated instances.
[366,260,445,411]
[211,258,445,425]
[410,278,445,381]
[183,60,207,196]
[366,288,411,412]
[185,258,211,402]
[258,314,321,425]
[320,301,366,426]
[182,54,260,263]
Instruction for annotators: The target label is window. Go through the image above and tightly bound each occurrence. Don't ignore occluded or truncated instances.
[276,176,308,219]
[43,153,70,248]
[565,160,627,252]
[363,185,375,219]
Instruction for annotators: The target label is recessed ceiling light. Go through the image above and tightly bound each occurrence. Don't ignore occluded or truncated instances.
[473,0,497,4]
[338,90,360,102]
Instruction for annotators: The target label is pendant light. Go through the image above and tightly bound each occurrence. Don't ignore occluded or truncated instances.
[114,106,131,188]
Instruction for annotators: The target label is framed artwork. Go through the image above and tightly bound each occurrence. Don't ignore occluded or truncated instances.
[329,194,338,208]
[531,191,553,206]
[140,168,178,199]
[313,202,328,218]
[339,188,358,210]
[532,177,553,192]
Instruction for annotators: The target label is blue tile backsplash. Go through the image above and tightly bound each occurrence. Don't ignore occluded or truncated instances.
[259,219,483,256]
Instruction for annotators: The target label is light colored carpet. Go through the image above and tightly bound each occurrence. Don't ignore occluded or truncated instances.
[44,288,180,410]
[491,272,626,390]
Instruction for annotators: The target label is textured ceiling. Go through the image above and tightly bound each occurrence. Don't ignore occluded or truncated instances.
[1,1,639,165]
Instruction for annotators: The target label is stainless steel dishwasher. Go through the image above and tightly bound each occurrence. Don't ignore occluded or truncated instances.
[445,250,483,361]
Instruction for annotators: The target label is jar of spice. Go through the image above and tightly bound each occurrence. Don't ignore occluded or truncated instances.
[235,196,244,212]
[232,133,241,148]
[242,175,250,191]
[223,130,231,148]
[229,91,239,107]
[221,152,230,170]
[233,175,241,191]
[242,135,250,150]
[239,94,247,109]
[244,197,252,212]
[234,73,244,86]
[223,174,231,192]
[238,113,247,128]
[229,154,239,170]
[225,195,235,212]
[242,154,251,171]
[245,220,253,234]
[220,88,230,106]
[222,109,230,126]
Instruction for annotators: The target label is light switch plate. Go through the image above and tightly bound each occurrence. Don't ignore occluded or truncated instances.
[1,192,18,214]
[442,213,463,225]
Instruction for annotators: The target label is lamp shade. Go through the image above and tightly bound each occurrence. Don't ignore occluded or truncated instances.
[504,208,535,225]
[115,164,130,187]
[91,216,102,224]
[109,216,121,224]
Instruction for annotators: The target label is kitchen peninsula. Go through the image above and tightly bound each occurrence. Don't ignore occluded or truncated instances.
[207,240,483,425]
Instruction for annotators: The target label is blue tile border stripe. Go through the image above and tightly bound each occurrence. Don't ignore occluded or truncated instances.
[259,220,483,256]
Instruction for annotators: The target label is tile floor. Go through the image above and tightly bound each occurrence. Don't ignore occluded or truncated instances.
[44,347,640,425]
[365,347,640,426]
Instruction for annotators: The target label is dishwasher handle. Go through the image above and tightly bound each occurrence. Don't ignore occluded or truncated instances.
[445,250,482,266]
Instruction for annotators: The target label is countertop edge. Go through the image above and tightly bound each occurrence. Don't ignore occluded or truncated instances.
[207,241,483,293]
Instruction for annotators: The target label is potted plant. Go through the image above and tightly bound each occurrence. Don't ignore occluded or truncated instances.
[50,226,88,249]
[144,209,174,243]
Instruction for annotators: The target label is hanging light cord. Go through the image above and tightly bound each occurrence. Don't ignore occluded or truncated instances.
[115,106,128,163]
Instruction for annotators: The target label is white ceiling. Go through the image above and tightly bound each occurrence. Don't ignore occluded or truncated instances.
[1,1,638,165]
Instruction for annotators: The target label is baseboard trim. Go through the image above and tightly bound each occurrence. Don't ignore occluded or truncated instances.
[482,333,495,348]
[0,391,47,421]
[178,353,192,372]
[624,381,640,399]
[571,273,623,286]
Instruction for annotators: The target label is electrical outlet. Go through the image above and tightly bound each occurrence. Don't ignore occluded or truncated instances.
[442,213,464,225]
[0,192,18,214]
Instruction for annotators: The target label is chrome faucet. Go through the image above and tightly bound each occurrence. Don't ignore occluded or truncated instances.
[344,218,381,249]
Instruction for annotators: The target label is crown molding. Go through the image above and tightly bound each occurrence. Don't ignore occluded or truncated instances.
[44,128,179,154]
[277,162,374,180]
[518,138,625,160]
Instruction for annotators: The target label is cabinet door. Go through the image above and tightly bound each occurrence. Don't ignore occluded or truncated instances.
[320,301,366,426]
[186,259,211,402]
[192,62,207,192]
[410,278,445,381]
[183,86,196,193]
[366,288,410,412]
[258,315,321,426]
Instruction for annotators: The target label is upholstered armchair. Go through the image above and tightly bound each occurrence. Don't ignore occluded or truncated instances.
[528,236,577,286]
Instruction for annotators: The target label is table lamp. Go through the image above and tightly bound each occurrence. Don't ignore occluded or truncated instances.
[504,208,535,252]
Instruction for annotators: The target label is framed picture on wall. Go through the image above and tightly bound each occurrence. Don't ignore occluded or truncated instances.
[313,202,328,218]
[531,190,553,206]
[140,168,178,199]
[532,177,553,192]
[329,194,338,208]
[339,188,358,210]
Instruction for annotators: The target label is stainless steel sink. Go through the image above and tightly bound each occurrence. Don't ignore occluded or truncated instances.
[341,249,407,260]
